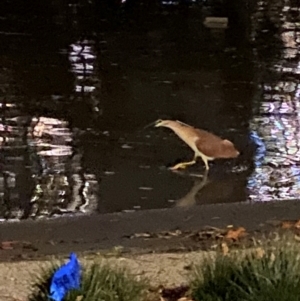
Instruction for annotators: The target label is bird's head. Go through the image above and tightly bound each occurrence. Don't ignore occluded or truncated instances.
[154,119,171,128]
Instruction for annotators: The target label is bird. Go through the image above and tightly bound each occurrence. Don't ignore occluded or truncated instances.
[154,119,239,170]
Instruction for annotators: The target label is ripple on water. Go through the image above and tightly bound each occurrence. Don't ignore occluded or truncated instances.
[248,0,300,202]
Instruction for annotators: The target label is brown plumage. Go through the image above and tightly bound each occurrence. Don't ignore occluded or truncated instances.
[155,119,239,170]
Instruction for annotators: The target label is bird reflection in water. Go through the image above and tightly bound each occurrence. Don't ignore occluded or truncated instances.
[172,166,244,208]
[175,170,209,208]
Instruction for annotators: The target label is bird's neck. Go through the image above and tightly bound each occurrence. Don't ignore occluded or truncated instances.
[164,122,180,131]
[164,122,187,138]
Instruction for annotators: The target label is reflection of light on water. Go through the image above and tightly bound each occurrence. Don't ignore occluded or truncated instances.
[162,0,179,5]
[68,40,101,113]
[69,41,96,92]
[249,131,266,167]
[75,85,95,93]
[0,97,29,220]
[248,85,300,201]
[27,116,98,218]
[0,103,15,108]
[281,31,299,59]
[31,117,72,159]
[248,0,300,202]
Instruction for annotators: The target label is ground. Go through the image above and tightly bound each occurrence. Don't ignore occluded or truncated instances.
[1,199,300,300]
[0,251,205,301]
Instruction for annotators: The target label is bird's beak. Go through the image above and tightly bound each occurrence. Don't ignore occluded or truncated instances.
[143,119,164,129]
[143,120,157,130]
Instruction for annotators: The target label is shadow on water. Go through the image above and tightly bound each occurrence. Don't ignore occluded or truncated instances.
[0,0,299,220]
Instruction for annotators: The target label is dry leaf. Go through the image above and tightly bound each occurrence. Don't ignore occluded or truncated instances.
[221,242,229,255]
[75,296,83,301]
[295,220,300,228]
[167,230,182,237]
[225,227,247,241]
[132,233,152,238]
[255,247,265,259]
[294,234,300,241]
[281,221,296,229]
[0,241,18,250]
[178,298,194,301]
[157,230,182,239]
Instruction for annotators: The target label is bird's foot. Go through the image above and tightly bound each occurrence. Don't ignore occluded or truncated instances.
[169,160,196,171]
[169,163,187,171]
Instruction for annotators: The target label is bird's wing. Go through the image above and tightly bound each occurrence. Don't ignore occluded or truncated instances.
[194,129,238,158]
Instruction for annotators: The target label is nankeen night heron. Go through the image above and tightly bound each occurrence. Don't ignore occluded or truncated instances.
[155,119,239,170]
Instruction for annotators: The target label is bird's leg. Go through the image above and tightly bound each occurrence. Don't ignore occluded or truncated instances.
[169,155,197,170]
[202,157,209,170]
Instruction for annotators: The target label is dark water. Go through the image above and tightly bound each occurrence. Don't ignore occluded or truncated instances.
[0,0,299,220]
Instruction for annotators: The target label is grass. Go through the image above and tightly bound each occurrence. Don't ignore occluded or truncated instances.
[28,260,148,301]
[27,234,300,301]
[190,237,300,301]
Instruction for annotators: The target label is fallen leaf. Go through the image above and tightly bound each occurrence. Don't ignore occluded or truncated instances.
[131,233,152,239]
[294,234,300,242]
[295,220,300,228]
[221,242,229,255]
[22,241,38,251]
[0,241,18,250]
[158,230,183,239]
[178,298,195,301]
[281,221,296,229]
[167,230,182,237]
[225,227,247,241]
[75,296,83,301]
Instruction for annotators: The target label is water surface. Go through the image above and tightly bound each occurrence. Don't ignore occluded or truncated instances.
[0,0,299,220]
